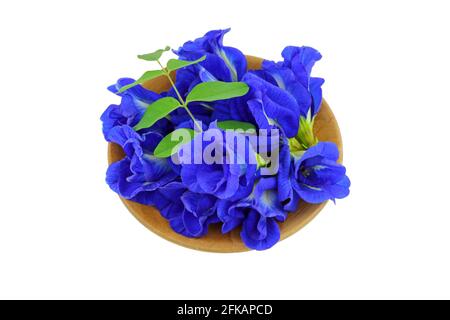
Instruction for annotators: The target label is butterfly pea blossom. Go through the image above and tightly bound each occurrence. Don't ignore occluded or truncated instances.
[105,125,178,205]
[147,181,220,238]
[180,122,257,200]
[174,28,247,82]
[168,28,249,125]
[242,72,300,138]
[217,177,287,250]
[101,78,163,140]
[292,142,350,204]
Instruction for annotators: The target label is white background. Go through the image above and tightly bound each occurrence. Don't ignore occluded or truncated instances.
[0,0,449,300]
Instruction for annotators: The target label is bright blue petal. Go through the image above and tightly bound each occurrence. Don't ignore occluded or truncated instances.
[181,191,217,218]
[217,200,246,233]
[151,182,186,219]
[310,77,324,116]
[325,175,351,200]
[197,53,233,82]
[170,215,195,238]
[277,138,300,211]
[109,78,162,110]
[106,125,143,158]
[182,210,207,237]
[241,210,281,251]
[180,164,205,193]
[293,142,350,204]
[253,177,287,220]
[218,46,247,81]
[301,142,340,162]
[100,104,125,140]
[174,28,246,82]
[261,60,312,118]
[106,159,129,194]
[243,73,299,138]
[293,183,330,204]
[175,28,229,57]
[282,46,322,82]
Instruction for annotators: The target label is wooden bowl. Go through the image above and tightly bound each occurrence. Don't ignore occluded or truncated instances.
[107,56,343,253]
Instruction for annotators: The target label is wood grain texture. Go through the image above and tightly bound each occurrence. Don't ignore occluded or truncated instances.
[107,56,343,253]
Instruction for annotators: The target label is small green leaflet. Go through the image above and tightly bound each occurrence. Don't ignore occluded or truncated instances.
[134,97,181,131]
[186,81,249,103]
[118,70,164,93]
[154,128,196,158]
[137,46,170,61]
[217,120,256,131]
[166,56,206,72]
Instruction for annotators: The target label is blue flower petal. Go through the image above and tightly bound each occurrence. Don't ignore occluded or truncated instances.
[325,175,351,200]
[243,73,299,138]
[106,159,129,194]
[181,191,217,218]
[106,125,143,158]
[241,210,281,251]
[180,123,257,200]
[218,46,247,81]
[182,210,207,237]
[198,53,234,82]
[282,46,322,83]
[109,78,161,109]
[180,164,206,193]
[310,77,324,116]
[277,138,300,211]
[293,142,350,204]
[217,200,248,233]
[253,177,287,220]
[174,28,246,81]
[302,141,339,162]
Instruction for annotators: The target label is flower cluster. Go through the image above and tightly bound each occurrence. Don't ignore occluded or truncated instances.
[101,28,350,250]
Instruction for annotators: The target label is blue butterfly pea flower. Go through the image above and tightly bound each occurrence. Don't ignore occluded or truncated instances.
[101,78,163,140]
[242,72,300,138]
[241,209,281,251]
[277,136,300,212]
[174,28,247,82]
[218,177,287,250]
[241,178,287,250]
[108,78,162,109]
[281,46,324,117]
[180,122,257,200]
[105,125,178,204]
[175,191,219,237]
[169,29,248,125]
[292,142,350,203]
[254,46,324,118]
[281,46,322,83]
[211,95,257,125]
[148,182,219,238]
[101,95,141,141]
[146,181,187,220]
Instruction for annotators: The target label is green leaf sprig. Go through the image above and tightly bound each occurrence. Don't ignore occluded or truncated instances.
[119,47,250,158]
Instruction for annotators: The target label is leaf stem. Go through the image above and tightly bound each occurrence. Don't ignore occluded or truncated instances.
[183,106,203,132]
[157,59,203,132]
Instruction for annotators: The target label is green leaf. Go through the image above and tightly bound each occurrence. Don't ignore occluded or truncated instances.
[217,120,256,131]
[137,46,170,61]
[154,128,196,158]
[134,97,181,131]
[118,70,165,93]
[166,56,206,72]
[185,81,249,103]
